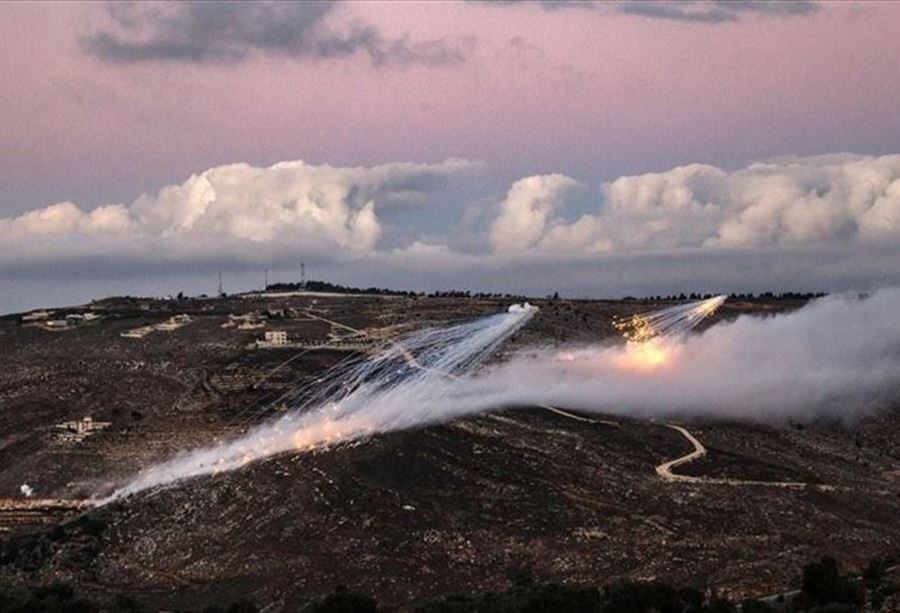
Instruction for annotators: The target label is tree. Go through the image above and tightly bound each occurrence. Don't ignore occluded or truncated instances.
[306,586,379,613]
[801,557,863,608]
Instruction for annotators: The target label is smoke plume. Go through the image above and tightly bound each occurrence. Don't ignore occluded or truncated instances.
[466,288,900,423]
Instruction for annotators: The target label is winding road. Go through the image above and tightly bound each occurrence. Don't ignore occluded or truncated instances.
[656,423,842,491]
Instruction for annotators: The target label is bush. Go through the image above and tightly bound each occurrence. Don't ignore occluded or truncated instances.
[306,586,379,613]
[801,557,864,608]
[416,583,602,613]
[0,581,98,613]
[738,600,774,613]
[203,601,259,613]
[863,557,887,589]
[520,583,602,612]
[70,515,107,538]
[602,580,704,613]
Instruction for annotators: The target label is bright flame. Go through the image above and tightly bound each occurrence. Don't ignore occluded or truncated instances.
[615,339,673,372]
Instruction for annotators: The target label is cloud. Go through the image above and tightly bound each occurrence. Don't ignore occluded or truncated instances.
[0,158,476,268]
[489,174,583,252]
[481,0,820,22]
[615,1,820,23]
[494,154,900,255]
[82,1,465,66]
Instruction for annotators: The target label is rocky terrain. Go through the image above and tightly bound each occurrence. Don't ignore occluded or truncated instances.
[1,292,899,610]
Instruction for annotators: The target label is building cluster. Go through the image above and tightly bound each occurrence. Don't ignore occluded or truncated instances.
[22,310,102,331]
[121,314,192,339]
[251,324,373,351]
[222,312,268,330]
[53,416,111,443]
[254,330,290,348]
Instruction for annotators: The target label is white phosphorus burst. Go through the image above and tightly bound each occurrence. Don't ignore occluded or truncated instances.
[100,303,538,502]
[614,295,727,343]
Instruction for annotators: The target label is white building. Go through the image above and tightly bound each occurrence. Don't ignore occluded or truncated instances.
[22,310,54,322]
[121,325,154,338]
[264,330,288,345]
[155,314,192,331]
[53,416,112,443]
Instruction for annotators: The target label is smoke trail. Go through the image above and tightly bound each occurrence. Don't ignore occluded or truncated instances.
[101,303,538,501]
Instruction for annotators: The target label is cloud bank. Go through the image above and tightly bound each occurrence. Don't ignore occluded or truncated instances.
[5,153,900,303]
[0,158,476,269]
[494,154,900,255]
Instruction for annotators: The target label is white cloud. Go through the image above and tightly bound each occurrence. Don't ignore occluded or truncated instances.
[497,154,900,255]
[0,158,476,264]
[2,201,133,236]
[489,174,582,252]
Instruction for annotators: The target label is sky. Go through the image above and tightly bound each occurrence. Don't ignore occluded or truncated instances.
[3,0,900,313]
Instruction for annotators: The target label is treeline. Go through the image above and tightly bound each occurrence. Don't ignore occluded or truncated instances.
[308,556,894,612]
[421,290,531,300]
[266,281,827,304]
[266,280,417,296]
[2,555,895,612]
[624,291,828,302]
[265,280,528,301]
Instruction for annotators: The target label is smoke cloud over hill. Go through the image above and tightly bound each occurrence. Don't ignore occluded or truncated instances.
[103,289,900,500]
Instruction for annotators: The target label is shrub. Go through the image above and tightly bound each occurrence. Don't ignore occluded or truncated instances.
[801,557,864,608]
[306,586,379,613]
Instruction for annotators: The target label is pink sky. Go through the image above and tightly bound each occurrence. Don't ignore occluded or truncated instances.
[2,1,900,214]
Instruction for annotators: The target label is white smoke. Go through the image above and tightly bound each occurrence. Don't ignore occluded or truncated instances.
[455,288,900,423]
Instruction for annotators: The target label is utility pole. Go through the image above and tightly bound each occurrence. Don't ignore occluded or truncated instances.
[218,271,223,297]
[264,268,268,291]
[300,260,306,289]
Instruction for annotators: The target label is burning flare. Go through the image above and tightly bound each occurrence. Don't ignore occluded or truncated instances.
[613,295,726,371]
